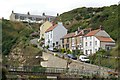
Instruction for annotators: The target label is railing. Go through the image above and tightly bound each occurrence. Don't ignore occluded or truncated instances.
[8,66,101,77]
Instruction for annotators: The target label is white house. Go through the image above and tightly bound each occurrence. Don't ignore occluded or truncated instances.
[45,22,67,48]
[83,27,115,56]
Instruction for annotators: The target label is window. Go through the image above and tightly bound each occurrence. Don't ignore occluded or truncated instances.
[67,38,69,43]
[62,39,64,43]
[95,41,97,45]
[90,41,92,46]
[90,49,92,54]
[85,42,87,46]
[62,45,64,48]
[85,50,88,55]
[36,18,42,21]
[95,49,97,52]
[53,43,55,47]
[20,16,25,20]
[15,15,18,19]
[48,39,50,43]
[51,33,52,38]
[28,17,32,20]
[66,44,69,49]
[90,36,92,39]
[56,42,58,45]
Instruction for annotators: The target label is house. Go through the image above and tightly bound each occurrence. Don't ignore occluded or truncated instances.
[61,32,75,50]
[45,22,67,48]
[83,26,115,55]
[61,28,91,51]
[40,21,52,39]
[10,11,56,23]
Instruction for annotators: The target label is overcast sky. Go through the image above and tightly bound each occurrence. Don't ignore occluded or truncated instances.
[0,0,119,19]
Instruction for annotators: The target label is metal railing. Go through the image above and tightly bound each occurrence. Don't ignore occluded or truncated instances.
[8,66,99,77]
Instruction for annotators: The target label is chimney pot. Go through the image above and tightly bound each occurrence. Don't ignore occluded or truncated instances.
[27,12,30,15]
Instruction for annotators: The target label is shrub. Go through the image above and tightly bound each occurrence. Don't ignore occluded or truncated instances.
[46,45,49,49]
[60,48,66,53]
[66,49,72,54]
[32,44,37,47]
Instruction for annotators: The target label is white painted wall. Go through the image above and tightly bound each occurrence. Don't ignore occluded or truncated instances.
[45,22,67,48]
[83,36,100,55]
[53,22,67,47]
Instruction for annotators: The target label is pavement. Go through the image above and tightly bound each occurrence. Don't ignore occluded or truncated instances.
[30,38,114,78]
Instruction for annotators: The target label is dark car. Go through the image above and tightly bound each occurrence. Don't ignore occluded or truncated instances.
[67,54,77,60]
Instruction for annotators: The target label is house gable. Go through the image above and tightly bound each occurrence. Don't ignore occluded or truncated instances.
[95,30,110,37]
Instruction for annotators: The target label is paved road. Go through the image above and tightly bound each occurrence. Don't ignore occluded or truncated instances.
[41,51,115,78]
[30,38,114,77]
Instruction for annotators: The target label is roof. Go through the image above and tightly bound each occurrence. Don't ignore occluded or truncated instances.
[45,24,58,33]
[74,31,83,37]
[62,33,75,39]
[85,29,100,36]
[13,13,46,19]
[96,36,115,42]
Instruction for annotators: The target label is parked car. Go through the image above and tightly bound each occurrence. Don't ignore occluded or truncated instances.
[79,55,89,62]
[48,47,58,52]
[67,54,77,60]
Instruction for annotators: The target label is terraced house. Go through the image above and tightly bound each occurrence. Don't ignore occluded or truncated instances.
[61,28,91,51]
[10,11,55,23]
[83,26,115,55]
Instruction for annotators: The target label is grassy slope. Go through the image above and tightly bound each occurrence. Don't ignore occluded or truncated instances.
[58,4,120,70]
[2,19,42,66]
[58,5,119,41]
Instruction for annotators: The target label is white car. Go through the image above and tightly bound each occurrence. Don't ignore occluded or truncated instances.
[79,55,89,62]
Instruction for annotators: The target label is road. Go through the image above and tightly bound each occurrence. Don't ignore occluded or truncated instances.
[30,38,114,78]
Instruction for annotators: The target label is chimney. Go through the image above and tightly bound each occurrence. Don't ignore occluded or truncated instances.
[27,12,30,15]
[75,31,78,35]
[42,13,45,16]
[12,10,14,13]
[78,27,80,32]
[57,13,59,16]
[99,25,104,30]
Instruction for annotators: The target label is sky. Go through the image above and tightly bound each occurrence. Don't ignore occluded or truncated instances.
[0,0,119,19]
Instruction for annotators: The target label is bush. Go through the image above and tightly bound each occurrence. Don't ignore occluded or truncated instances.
[32,44,37,47]
[61,48,66,53]
[66,49,72,54]
[46,45,49,49]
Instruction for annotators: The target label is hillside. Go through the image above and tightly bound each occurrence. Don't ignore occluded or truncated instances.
[57,5,120,70]
[58,4,119,41]
[2,19,42,66]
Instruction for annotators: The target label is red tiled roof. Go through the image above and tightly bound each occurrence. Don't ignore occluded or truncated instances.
[62,33,75,39]
[45,24,57,33]
[96,36,115,42]
[85,29,100,36]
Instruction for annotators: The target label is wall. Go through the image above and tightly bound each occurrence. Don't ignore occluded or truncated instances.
[83,36,100,55]
[53,24,67,47]
[95,30,110,37]
[40,21,52,39]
